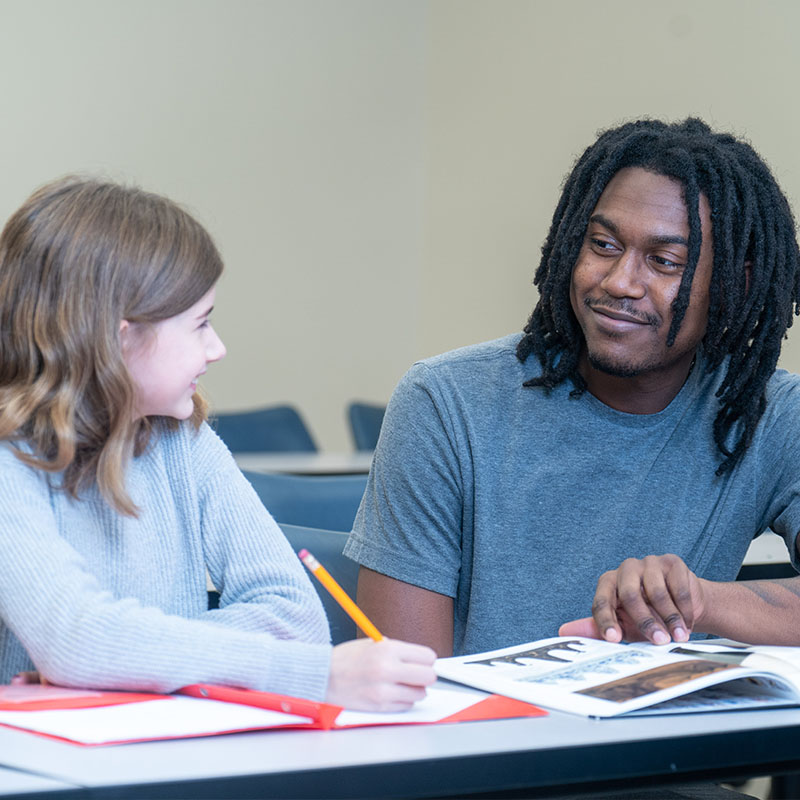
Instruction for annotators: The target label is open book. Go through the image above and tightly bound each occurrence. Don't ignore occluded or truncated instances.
[435,636,800,718]
[0,681,543,746]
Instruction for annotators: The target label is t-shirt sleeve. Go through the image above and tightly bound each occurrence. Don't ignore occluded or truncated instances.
[344,363,465,597]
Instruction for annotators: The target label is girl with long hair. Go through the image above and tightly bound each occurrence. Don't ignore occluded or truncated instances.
[0,176,435,710]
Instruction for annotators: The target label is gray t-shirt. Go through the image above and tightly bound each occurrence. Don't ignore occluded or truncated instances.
[344,334,800,655]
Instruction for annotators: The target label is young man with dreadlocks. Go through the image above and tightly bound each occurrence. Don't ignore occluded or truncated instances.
[343,118,800,658]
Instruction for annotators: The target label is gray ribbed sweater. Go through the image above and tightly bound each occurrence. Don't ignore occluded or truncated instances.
[0,422,332,700]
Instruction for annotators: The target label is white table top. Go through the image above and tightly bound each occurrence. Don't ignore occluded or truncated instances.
[0,765,81,797]
[234,451,373,475]
[744,531,791,565]
[1,685,800,798]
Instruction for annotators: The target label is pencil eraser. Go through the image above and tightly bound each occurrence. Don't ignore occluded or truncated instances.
[298,549,309,559]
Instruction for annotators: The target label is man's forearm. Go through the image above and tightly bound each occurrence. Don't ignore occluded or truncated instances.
[699,576,800,644]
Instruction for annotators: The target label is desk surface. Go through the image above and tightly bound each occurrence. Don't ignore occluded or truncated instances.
[233,451,373,475]
[744,531,791,566]
[0,765,83,798]
[1,688,800,799]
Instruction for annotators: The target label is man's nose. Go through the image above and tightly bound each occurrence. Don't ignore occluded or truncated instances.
[599,250,646,299]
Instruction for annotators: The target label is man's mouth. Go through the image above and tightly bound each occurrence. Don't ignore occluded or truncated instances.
[585,299,659,327]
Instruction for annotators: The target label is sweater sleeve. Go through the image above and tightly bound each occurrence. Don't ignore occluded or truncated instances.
[190,424,331,641]
[0,439,332,700]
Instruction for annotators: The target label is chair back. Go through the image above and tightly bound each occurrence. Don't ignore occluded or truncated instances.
[212,405,317,453]
[279,523,359,644]
[347,402,386,451]
[243,470,367,532]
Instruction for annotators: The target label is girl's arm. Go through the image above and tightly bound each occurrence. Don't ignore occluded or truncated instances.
[191,423,330,641]
[0,442,332,698]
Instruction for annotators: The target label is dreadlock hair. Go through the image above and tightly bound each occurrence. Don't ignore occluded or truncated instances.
[517,117,800,475]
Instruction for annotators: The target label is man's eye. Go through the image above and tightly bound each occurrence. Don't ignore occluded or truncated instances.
[652,255,684,270]
[591,238,616,251]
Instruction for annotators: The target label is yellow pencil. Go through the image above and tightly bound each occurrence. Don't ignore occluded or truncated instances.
[298,549,383,642]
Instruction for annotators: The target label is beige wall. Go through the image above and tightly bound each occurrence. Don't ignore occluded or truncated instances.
[422,0,800,362]
[0,0,798,449]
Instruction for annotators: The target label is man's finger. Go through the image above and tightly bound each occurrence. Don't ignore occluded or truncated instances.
[558,617,604,639]
[591,571,625,642]
[615,561,671,644]
[664,557,698,635]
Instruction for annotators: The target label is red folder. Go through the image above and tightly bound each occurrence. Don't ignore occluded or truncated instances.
[0,682,545,746]
[178,682,545,729]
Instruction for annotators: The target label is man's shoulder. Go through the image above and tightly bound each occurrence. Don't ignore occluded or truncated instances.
[765,368,800,407]
[410,333,527,378]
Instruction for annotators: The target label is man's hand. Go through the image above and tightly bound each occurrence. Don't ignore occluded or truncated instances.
[559,554,706,644]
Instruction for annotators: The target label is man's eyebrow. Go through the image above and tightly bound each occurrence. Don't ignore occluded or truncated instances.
[588,214,620,236]
[588,214,689,247]
[649,234,690,247]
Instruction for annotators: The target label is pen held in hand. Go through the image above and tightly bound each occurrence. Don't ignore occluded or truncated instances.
[298,549,383,642]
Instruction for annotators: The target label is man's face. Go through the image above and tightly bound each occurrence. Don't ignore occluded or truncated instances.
[569,167,713,384]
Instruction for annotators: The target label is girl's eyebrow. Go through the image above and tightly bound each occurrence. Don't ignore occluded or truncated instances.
[195,305,214,320]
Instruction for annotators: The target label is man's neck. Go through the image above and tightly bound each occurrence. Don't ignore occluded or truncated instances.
[577,351,697,415]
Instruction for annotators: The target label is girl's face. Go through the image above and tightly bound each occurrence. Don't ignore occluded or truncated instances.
[122,285,226,420]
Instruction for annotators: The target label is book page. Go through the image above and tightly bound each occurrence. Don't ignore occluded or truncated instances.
[435,637,799,717]
[648,642,800,695]
[626,676,799,715]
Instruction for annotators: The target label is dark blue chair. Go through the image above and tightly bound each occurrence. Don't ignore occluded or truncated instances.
[280,523,358,644]
[212,405,317,453]
[242,470,367,532]
[347,402,385,451]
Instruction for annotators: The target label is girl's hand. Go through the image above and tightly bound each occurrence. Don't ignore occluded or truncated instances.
[326,638,437,711]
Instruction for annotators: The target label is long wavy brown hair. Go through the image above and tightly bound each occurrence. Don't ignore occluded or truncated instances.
[0,176,224,515]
